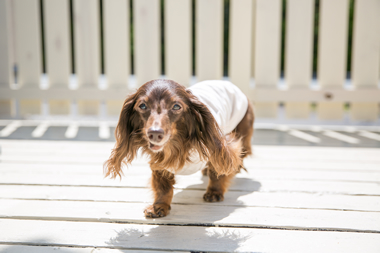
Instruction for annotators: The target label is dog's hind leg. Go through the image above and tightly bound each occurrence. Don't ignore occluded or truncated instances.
[234,101,254,159]
[144,170,175,218]
[203,163,235,202]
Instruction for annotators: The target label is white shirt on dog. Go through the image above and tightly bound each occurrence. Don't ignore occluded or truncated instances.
[174,80,249,175]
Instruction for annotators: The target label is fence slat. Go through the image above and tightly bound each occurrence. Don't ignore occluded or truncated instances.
[285,0,314,119]
[165,0,191,86]
[317,0,349,120]
[43,0,71,115]
[14,0,42,115]
[254,0,282,117]
[350,0,380,121]
[229,0,254,97]
[196,0,223,82]
[134,0,160,86]
[104,0,129,89]
[73,0,100,115]
[0,0,15,116]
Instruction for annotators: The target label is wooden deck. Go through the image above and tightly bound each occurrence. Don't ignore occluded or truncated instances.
[0,139,379,252]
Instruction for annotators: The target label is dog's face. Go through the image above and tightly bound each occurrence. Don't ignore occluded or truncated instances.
[134,80,188,152]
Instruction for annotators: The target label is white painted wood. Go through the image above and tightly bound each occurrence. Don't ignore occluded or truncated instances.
[3,159,380,182]
[2,246,170,253]
[285,0,314,118]
[13,0,42,115]
[165,0,191,86]
[43,0,71,87]
[288,129,321,143]
[43,0,71,115]
[73,0,100,87]
[13,0,42,87]
[0,0,14,87]
[0,245,163,253]
[1,185,379,212]
[1,86,380,102]
[73,0,100,115]
[1,172,379,196]
[358,131,380,142]
[48,100,71,115]
[323,130,360,144]
[254,0,282,117]
[31,121,50,138]
[0,121,21,137]
[106,100,123,116]
[229,0,254,96]
[104,0,129,88]
[77,100,99,115]
[317,0,349,120]
[134,0,160,86]
[99,122,110,139]
[196,0,223,81]
[65,123,79,139]
[350,0,380,121]
[2,219,380,253]
[1,199,379,232]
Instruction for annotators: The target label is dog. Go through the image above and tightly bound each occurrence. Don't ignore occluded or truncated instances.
[104,79,254,218]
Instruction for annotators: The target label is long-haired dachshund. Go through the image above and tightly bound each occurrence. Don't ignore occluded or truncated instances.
[105,79,254,218]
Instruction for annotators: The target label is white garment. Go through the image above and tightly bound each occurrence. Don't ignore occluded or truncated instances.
[174,80,248,175]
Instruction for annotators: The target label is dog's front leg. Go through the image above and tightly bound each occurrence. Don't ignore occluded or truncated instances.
[203,163,235,202]
[144,170,175,218]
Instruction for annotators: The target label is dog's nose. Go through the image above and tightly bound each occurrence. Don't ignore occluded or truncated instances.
[148,128,164,143]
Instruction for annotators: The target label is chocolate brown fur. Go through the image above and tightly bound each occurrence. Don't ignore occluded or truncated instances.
[104,79,254,217]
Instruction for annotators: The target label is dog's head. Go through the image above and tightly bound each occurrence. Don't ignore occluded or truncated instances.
[104,79,242,178]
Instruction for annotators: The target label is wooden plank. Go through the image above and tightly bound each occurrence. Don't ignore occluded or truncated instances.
[317,0,349,120]
[195,0,223,81]
[2,161,380,183]
[2,220,380,253]
[229,0,254,96]
[165,0,191,86]
[43,0,71,115]
[1,199,380,232]
[134,0,160,86]
[43,0,71,87]
[104,0,129,88]
[285,0,314,119]
[0,0,14,87]
[350,0,380,121]
[1,173,379,196]
[0,245,163,253]
[253,0,282,118]
[2,140,380,160]
[1,185,379,212]
[13,0,42,115]
[73,0,100,115]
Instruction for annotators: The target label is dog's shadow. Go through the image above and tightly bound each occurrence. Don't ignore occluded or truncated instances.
[106,173,261,252]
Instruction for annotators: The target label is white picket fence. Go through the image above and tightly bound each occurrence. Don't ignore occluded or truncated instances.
[0,0,379,121]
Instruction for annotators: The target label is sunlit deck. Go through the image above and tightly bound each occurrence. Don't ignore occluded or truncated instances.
[0,139,379,252]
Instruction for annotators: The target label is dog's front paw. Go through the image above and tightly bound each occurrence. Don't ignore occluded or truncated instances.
[203,190,224,202]
[144,203,171,218]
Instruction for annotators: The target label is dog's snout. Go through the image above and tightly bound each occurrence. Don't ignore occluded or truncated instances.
[148,128,165,142]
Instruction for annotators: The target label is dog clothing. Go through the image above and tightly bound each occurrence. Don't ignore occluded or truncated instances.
[175,80,249,175]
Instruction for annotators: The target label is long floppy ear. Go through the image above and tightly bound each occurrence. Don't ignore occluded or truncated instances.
[186,91,242,176]
[104,92,143,178]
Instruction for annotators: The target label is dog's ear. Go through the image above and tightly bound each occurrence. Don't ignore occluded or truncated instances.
[104,92,143,178]
[186,91,242,176]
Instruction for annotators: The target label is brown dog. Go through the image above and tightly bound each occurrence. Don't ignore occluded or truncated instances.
[104,79,254,218]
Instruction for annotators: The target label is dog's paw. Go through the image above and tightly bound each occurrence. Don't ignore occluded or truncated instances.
[203,190,224,202]
[144,203,171,218]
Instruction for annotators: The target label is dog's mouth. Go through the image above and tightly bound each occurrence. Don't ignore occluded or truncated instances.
[149,142,164,151]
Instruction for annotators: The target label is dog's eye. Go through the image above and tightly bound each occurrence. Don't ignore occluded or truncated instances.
[172,104,181,110]
[139,103,147,110]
